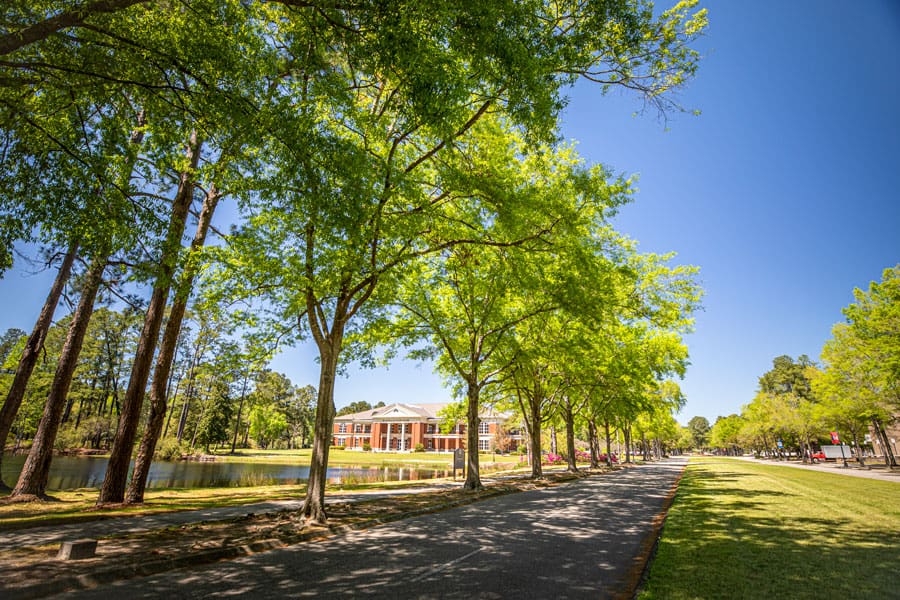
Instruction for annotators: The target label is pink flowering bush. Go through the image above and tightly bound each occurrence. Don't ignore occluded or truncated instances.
[543,450,619,465]
[575,449,592,462]
[544,452,566,465]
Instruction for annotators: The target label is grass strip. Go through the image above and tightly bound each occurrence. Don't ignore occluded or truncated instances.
[0,485,307,530]
[0,463,532,530]
[639,457,900,600]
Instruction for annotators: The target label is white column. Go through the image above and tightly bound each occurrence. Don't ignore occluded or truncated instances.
[400,422,406,451]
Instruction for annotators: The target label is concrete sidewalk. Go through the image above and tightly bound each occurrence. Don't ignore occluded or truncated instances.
[43,458,687,600]
[731,455,900,482]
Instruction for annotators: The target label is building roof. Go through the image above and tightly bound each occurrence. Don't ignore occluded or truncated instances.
[334,402,512,422]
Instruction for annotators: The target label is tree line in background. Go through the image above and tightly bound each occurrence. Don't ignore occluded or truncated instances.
[699,266,899,467]
[0,314,316,456]
[0,0,708,522]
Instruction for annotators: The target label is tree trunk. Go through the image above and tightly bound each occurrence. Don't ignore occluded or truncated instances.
[175,394,191,443]
[189,380,215,451]
[10,254,104,499]
[98,131,202,505]
[604,420,613,467]
[463,381,483,490]
[851,432,866,467]
[175,338,205,443]
[299,344,339,524]
[587,420,599,469]
[126,186,220,504]
[873,418,897,467]
[624,424,632,464]
[230,376,249,454]
[528,394,543,479]
[549,424,558,455]
[162,369,182,438]
[563,403,577,473]
[0,241,77,490]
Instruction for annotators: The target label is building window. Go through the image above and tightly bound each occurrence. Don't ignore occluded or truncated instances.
[355,424,363,433]
[479,439,490,451]
[426,424,435,434]
[478,422,490,434]
[364,425,371,433]
[338,423,348,434]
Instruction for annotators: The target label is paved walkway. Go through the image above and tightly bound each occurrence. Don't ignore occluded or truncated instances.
[47,458,688,600]
[732,455,900,482]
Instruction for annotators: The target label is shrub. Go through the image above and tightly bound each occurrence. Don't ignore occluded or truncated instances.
[414,443,425,452]
[362,442,372,452]
[543,452,565,465]
[155,438,187,461]
[53,427,83,452]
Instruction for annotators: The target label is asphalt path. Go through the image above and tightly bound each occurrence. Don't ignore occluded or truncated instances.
[52,458,687,600]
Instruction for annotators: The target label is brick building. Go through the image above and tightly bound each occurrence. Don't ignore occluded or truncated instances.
[332,402,522,452]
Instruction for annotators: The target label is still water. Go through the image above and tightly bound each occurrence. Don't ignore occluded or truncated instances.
[1,454,451,491]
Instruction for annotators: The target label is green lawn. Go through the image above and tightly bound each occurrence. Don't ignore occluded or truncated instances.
[639,458,900,600]
[0,450,525,528]
[212,447,519,468]
[0,484,308,529]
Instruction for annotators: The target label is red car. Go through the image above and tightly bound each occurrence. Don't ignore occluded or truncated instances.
[810,451,826,461]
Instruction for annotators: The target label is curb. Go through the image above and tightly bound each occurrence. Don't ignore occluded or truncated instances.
[613,460,686,600]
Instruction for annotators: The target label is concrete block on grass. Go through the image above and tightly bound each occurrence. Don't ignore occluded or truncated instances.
[58,539,97,560]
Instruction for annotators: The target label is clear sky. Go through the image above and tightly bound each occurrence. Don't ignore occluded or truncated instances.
[1,1,898,424]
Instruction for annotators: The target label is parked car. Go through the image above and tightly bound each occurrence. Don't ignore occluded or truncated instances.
[810,451,826,461]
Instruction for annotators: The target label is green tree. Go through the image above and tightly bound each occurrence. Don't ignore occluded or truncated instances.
[0,248,77,490]
[205,0,705,523]
[759,355,815,400]
[687,416,710,449]
[337,402,374,417]
[194,392,234,453]
[0,328,25,365]
[708,414,745,455]
[812,266,900,466]
[281,384,317,450]
[249,404,288,450]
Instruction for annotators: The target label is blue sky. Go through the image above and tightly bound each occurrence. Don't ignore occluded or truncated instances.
[1,1,898,424]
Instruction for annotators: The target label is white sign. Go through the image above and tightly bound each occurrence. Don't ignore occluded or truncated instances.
[822,445,852,459]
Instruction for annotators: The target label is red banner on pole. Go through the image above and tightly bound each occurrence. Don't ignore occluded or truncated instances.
[830,431,840,444]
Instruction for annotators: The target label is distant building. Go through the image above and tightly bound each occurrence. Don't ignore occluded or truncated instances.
[869,418,900,460]
[332,402,522,452]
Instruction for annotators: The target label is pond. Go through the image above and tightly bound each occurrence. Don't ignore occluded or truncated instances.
[0,454,452,491]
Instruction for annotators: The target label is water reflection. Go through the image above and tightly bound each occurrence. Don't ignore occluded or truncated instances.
[1,454,451,491]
